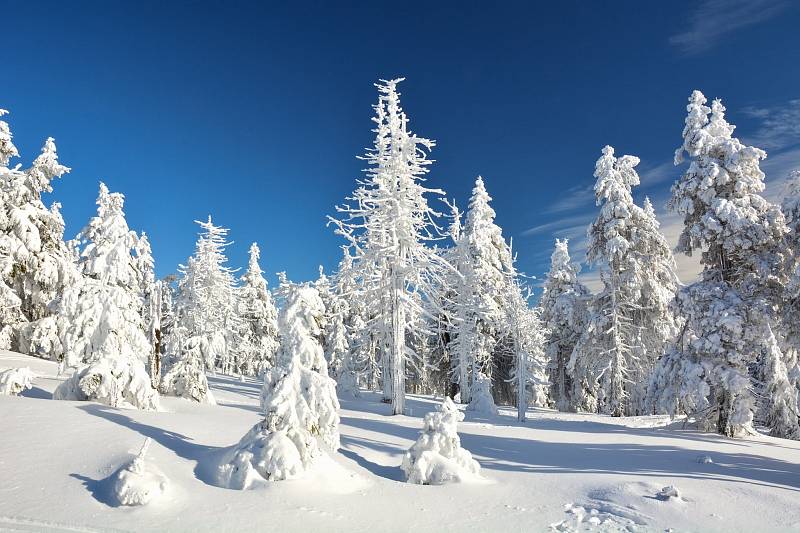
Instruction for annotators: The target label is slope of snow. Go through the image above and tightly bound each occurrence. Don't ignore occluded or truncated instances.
[1,350,799,532]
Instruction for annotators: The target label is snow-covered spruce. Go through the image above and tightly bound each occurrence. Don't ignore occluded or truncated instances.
[55,356,159,410]
[402,397,481,485]
[467,372,498,416]
[0,366,36,396]
[329,78,451,415]
[215,283,339,487]
[571,146,678,417]
[235,242,279,377]
[161,216,239,403]
[648,91,793,437]
[110,438,169,506]
[330,249,367,397]
[447,177,516,405]
[52,183,159,410]
[505,272,549,421]
[0,110,77,354]
[539,239,589,412]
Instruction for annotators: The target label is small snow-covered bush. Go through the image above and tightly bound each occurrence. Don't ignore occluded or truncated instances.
[467,373,498,416]
[402,397,481,485]
[159,355,215,405]
[0,367,36,396]
[111,438,168,506]
[54,357,160,410]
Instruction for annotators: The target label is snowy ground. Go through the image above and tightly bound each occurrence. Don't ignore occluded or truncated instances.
[1,351,799,532]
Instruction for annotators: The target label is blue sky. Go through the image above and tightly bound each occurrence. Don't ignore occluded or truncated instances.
[3,0,800,290]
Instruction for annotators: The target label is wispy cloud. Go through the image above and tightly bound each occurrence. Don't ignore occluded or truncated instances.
[541,184,595,214]
[638,160,678,187]
[521,214,589,237]
[656,210,703,285]
[670,0,788,55]
[743,99,800,151]
[762,146,800,203]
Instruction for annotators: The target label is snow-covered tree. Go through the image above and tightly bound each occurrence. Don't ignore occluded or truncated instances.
[216,282,340,486]
[401,397,481,484]
[649,91,792,437]
[53,183,158,410]
[329,249,364,397]
[0,366,35,396]
[161,216,239,403]
[505,273,549,422]
[539,239,590,411]
[330,78,451,415]
[446,177,515,404]
[235,243,279,376]
[762,325,800,439]
[571,146,678,417]
[0,110,76,354]
[778,170,800,430]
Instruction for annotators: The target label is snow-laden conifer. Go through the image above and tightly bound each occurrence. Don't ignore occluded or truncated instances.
[447,177,515,404]
[53,183,158,410]
[402,397,481,484]
[330,78,451,415]
[216,282,339,486]
[649,91,791,437]
[235,243,279,376]
[0,366,36,396]
[571,146,678,416]
[0,111,76,354]
[161,217,238,403]
[539,239,590,411]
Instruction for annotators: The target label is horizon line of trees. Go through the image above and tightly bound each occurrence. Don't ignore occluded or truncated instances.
[1,79,798,441]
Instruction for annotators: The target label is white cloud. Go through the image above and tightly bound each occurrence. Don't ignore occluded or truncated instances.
[743,99,800,151]
[638,160,678,187]
[669,0,788,55]
[541,184,595,214]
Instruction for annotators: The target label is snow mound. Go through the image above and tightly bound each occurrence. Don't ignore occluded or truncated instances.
[697,454,713,464]
[54,357,160,410]
[402,397,482,485]
[656,485,683,502]
[467,372,498,416]
[111,438,169,506]
[0,366,36,396]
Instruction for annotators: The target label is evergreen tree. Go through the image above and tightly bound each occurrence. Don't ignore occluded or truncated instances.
[539,239,590,411]
[52,183,158,410]
[649,91,792,437]
[401,397,481,485]
[216,282,340,486]
[571,146,678,416]
[0,110,76,354]
[161,216,238,403]
[236,243,279,376]
[330,78,450,415]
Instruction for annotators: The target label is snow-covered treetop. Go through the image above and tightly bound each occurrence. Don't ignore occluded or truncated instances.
[0,109,20,167]
[243,243,266,288]
[546,238,580,286]
[27,137,70,195]
[668,90,788,289]
[587,145,642,265]
[136,232,155,290]
[78,182,141,289]
[276,282,328,375]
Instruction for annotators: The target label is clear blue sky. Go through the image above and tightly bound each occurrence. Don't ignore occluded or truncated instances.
[3,0,799,289]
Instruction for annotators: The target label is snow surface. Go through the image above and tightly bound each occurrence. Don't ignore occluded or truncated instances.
[2,350,799,532]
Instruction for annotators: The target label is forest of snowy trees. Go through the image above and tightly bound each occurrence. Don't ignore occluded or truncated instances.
[2,78,799,449]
